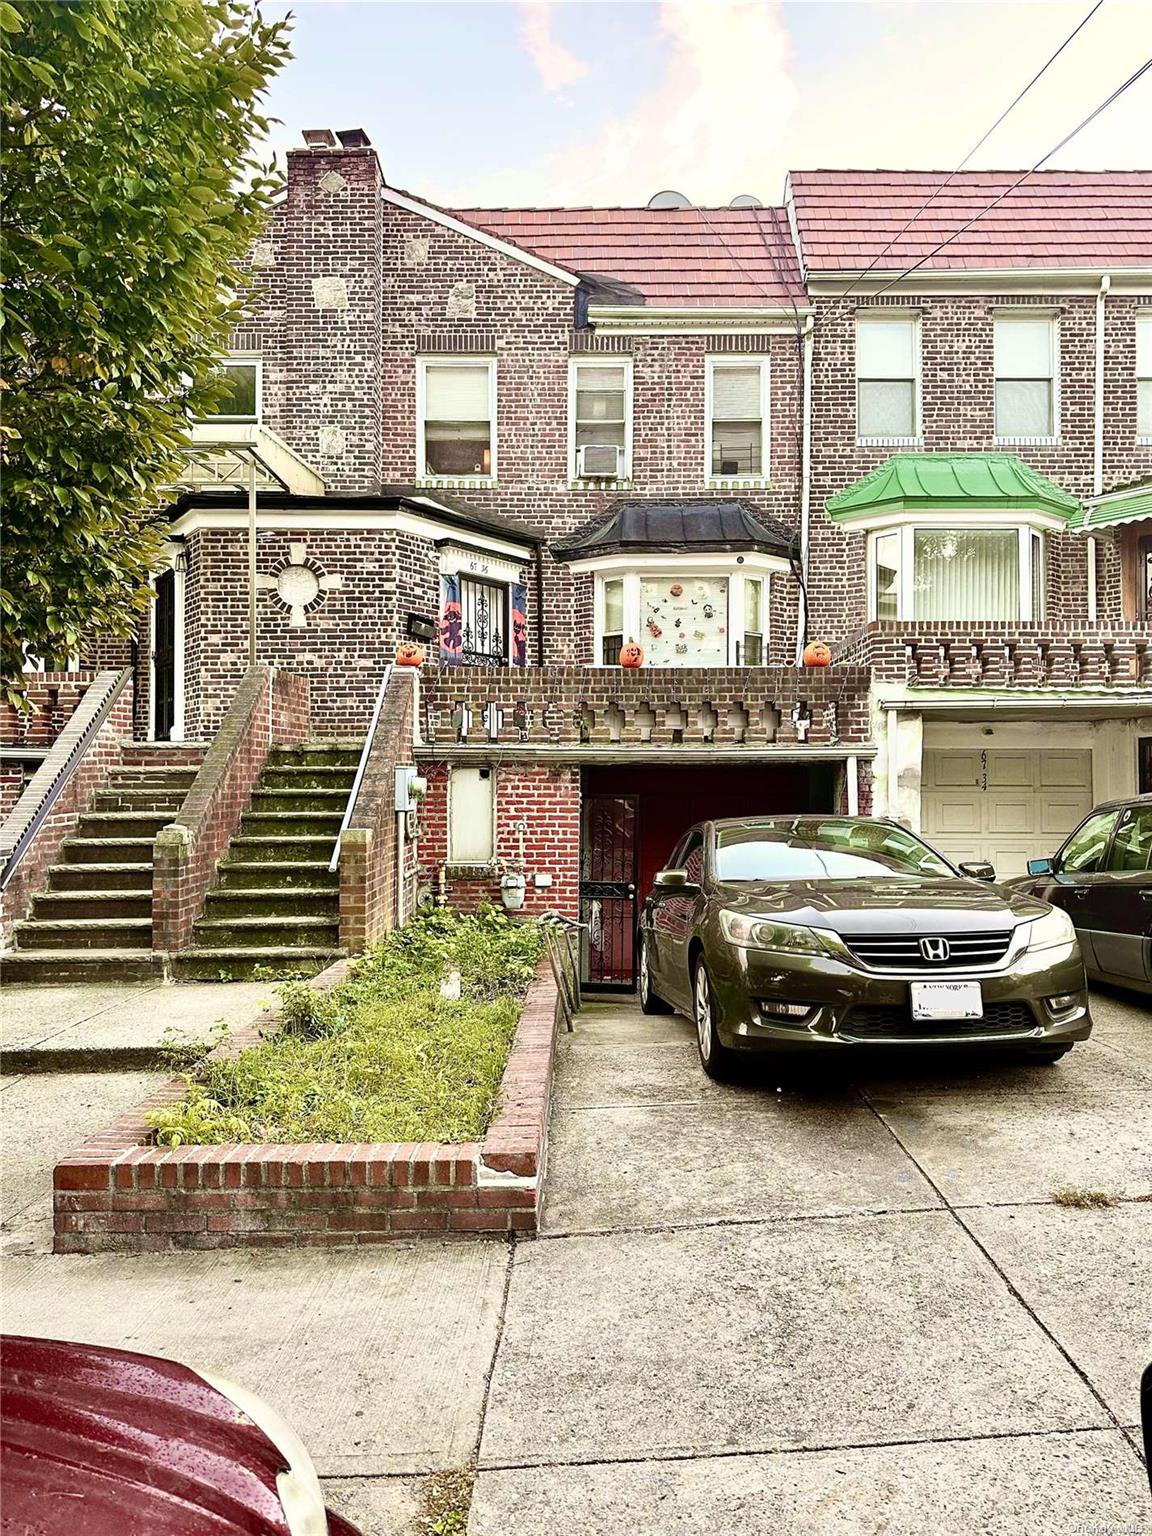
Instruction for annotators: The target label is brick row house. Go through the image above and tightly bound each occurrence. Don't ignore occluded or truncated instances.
[13,132,1150,988]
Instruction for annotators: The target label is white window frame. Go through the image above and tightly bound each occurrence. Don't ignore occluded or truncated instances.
[993,313,1060,446]
[205,356,262,424]
[705,356,771,486]
[1136,311,1152,444]
[855,313,921,446]
[568,356,632,483]
[447,766,495,865]
[416,357,497,485]
[865,518,1046,622]
[588,554,787,666]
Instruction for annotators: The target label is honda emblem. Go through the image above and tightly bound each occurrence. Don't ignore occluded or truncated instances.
[919,936,951,963]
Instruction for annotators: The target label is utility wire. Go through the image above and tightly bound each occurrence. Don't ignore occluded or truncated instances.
[842,0,1105,299]
[872,52,1152,298]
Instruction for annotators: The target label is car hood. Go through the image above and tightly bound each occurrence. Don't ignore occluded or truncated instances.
[716,878,1050,935]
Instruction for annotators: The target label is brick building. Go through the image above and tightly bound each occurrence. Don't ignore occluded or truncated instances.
[68,135,1152,987]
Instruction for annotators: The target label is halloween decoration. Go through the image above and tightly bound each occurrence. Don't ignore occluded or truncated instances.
[395,640,425,667]
[670,583,684,597]
[619,638,645,669]
[802,641,833,668]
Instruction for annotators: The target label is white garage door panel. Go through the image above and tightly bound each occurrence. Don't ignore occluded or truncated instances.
[923,749,1092,877]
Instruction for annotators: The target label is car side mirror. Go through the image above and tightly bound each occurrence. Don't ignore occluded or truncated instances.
[1026,857,1054,877]
[958,861,996,882]
[654,868,690,889]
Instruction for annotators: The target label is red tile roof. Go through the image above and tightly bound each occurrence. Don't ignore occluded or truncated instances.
[788,170,1152,273]
[452,205,806,308]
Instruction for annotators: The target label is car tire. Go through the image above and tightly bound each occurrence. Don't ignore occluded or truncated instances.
[1028,1044,1074,1064]
[693,959,736,1080]
[638,934,673,1015]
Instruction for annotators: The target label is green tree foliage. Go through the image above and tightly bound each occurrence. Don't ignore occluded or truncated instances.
[0,0,291,700]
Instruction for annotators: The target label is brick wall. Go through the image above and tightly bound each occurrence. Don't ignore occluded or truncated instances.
[1,673,94,750]
[152,667,310,951]
[1,673,134,936]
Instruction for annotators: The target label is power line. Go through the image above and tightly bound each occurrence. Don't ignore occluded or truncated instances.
[872,52,1152,299]
[842,0,1105,299]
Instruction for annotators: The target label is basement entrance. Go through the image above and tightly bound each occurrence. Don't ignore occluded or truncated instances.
[579,762,837,990]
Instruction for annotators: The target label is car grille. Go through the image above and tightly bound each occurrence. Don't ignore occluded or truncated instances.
[840,1002,1037,1040]
[844,929,1015,970]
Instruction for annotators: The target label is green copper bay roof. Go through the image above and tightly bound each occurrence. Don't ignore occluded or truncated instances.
[826,453,1081,522]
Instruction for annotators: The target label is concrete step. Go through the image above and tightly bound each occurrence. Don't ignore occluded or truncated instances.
[249,789,352,814]
[215,860,337,890]
[239,811,345,839]
[226,836,338,863]
[203,888,340,920]
[0,949,164,984]
[189,916,341,950]
[91,788,186,813]
[119,744,206,767]
[260,765,359,790]
[108,766,198,784]
[12,917,154,951]
[170,947,341,981]
[32,890,153,922]
[267,744,363,769]
[46,862,154,892]
[74,811,172,841]
[60,838,156,865]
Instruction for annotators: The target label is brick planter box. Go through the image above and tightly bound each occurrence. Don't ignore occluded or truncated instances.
[53,959,561,1252]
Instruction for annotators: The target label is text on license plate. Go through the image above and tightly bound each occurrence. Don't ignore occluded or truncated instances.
[910,981,983,1021]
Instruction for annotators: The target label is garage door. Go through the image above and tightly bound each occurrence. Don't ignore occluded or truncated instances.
[922,749,1093,878]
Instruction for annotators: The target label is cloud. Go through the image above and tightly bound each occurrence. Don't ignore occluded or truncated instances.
[518,2,589,94]
[460,0,797,205]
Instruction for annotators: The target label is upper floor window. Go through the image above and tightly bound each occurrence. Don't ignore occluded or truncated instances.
[206,359,260,423]
[1137,315,1152,440]
[571,359,631,480]
[419,360,495,480]
[994,317,1056,440]
[707,358,769,480]
[856,318,918,441]
[869,524,1045,623]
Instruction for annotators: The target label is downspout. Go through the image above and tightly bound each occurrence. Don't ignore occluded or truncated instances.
[796,311,814,664]
[1089,272,1110,622]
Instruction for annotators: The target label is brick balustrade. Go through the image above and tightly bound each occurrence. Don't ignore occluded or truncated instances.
[53,957,561,1251]
[836,621,1152,691]
[1,672,95,751]
[152,666,311,952]
[418,664,872,753]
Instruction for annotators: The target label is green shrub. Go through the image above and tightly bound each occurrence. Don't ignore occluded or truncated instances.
[148,907,544,1147]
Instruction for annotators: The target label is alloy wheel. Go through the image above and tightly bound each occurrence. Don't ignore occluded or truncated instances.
[694,965,712,1063]
[639,940,650,1006]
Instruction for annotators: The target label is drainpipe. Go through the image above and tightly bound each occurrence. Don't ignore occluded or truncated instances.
[1089,273,1110,622]
[796,312,814,665]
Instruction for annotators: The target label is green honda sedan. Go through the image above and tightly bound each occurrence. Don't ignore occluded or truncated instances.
[638,816,1091,1078]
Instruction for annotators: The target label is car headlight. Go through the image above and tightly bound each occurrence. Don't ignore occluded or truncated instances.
[719,909,834,955]
[1022,906,1077,952]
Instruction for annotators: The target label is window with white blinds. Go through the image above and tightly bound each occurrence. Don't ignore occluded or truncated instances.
[1137,316,1152,438]
[420,361,494,477]
[856,319,917,439]
[572,360,630,478]
[994,318,1056,439]
[708,359,767,477]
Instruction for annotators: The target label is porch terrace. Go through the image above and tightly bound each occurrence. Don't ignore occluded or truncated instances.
[415,665,872,763]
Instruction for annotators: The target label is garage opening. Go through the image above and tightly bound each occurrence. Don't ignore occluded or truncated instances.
[579,762,837,989]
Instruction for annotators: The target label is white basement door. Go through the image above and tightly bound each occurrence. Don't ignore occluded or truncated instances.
[922,749,1093,878]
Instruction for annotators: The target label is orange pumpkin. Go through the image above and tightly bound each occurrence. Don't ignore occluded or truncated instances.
[395,641,425,668]
[802,641,832,668]
[619,638,644,669]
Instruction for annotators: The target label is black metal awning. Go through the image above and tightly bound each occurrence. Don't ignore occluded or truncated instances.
[551,499,797,562]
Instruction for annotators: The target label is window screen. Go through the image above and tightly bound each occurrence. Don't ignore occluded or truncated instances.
[424,365,492,476]
[711,364,763,476]
[856,320,916,438]
[994,320,1055,437]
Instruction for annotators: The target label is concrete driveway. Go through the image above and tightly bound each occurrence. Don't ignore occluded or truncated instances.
[471,987,1152,1534]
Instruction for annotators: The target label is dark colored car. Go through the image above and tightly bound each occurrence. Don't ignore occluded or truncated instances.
[638,816,1091,1077]
[0,1335,363,1536]
[1008,794,1152,995]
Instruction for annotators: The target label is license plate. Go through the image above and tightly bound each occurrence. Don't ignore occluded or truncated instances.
[909,981,983,1021]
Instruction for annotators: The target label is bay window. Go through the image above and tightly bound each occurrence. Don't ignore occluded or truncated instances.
[869,525,1046,622]
[419,360,495,479]
[856,318,918,440]
[994,317,1057,440]
[593,567,779,666]
[571,359,630,479]
[601,577,625,665]
[741,577,764,665]
[707,359,768,480]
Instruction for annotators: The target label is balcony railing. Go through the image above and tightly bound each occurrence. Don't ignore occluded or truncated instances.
[418,665,871,755]
[836,623,1152,691]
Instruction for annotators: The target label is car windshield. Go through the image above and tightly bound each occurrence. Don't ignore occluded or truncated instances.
[714,819,957,882]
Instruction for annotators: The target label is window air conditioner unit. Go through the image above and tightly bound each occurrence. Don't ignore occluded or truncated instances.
[578,443,622,478]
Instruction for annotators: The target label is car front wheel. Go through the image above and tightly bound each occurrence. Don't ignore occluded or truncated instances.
[638,934,673,1015]
[693,960,735,1080]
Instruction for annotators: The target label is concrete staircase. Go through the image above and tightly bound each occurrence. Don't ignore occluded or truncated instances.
[172,742,359,981]
[3,745,205,983]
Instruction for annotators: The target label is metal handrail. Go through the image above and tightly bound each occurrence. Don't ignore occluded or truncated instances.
[0,667,132,890]
[328,664,393,874]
